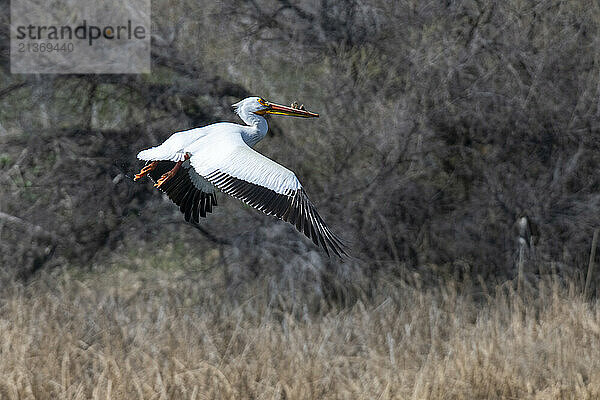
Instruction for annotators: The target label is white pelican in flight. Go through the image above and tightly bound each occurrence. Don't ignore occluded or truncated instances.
[134,97,347,257]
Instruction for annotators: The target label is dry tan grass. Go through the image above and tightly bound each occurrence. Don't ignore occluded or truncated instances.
[1,265,600,400]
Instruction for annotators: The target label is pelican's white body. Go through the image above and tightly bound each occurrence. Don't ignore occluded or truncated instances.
[135,96,346,257]
[137,97,300,195]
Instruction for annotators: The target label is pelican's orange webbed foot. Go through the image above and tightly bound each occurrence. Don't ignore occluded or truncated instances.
[134,161,159,181]
[154,154,190,188]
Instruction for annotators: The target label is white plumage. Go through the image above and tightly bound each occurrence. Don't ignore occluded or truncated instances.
[134,96,346,257]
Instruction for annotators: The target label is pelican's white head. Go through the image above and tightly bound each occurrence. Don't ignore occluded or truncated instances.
[232,97,266,120]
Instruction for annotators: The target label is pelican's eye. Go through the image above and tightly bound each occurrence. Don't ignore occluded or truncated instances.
[257,98,268,106]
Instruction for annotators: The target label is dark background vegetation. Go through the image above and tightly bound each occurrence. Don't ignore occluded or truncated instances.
[1,0,599,297]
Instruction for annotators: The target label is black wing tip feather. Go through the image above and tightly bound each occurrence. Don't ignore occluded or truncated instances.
[294,189,349,259]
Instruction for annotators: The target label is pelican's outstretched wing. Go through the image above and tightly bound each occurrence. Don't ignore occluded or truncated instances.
[146,160,217,223]
[186,131,347,257]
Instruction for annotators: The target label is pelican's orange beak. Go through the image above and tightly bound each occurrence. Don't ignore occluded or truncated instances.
[256,99,319,118]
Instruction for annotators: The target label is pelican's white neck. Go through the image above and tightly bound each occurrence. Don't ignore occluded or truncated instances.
[236,108,268,147]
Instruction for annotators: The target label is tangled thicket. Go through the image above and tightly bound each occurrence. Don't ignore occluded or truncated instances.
[1,0,599,292]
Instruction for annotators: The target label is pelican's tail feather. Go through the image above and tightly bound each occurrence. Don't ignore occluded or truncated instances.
[137,146,187,162]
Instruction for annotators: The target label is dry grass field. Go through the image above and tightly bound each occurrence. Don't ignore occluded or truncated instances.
[1,259,600,400]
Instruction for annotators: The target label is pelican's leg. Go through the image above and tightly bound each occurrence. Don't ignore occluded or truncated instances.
[154,154,190,188]
[134,161,159,181]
